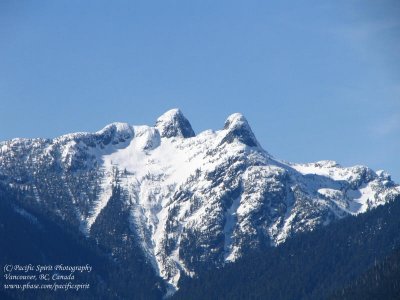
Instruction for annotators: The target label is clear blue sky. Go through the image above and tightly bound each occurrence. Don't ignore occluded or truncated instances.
[1,0,399,181]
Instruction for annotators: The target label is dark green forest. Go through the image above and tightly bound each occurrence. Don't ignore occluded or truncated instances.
[330,247,400,300]
[173,195,400,300]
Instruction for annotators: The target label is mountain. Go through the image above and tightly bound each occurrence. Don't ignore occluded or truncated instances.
[0,108,399,296]
[0,183,164,300]
[173,194,400,300]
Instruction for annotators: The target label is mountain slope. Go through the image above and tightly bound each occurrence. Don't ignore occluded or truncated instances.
[0,183,164,300]
[0,108,399,293]
[173,194,400,300]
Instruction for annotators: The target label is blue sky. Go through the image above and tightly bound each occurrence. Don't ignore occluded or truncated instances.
[1,0,399,180]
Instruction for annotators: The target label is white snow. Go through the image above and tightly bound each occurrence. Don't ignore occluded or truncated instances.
[224,196,242,261]
[224,113,247,128]
[318,188,342,198]
[4,110,398,295]
[155,108,181,125]
[96,122,133,136]
[276,212,297,244]
[291,161,349,181]
[346,184,374,214]
[81,124,229,289]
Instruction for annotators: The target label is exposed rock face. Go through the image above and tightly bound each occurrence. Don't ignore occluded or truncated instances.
[155,108,195,139]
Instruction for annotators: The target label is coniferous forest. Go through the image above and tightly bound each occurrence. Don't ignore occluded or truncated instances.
[173,195,400,300]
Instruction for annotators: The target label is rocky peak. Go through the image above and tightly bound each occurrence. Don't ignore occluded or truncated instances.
[221,113,259,147]
[155,109,195,138]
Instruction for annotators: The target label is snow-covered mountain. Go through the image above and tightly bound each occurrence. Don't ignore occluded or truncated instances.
[1,109,399,294]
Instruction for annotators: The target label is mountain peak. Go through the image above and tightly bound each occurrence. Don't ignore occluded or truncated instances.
[97,122,133,135]
[223,113,248,130]
[221,113,258,147]
[95,122,134,145]
[155,108,195,138]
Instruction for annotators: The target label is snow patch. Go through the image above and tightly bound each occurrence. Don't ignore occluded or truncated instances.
[224,197,241,262]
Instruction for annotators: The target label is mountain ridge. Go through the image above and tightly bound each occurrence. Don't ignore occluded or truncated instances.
[0,108,399,295]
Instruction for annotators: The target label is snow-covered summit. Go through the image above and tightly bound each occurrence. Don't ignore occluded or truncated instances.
[223,113,249,129]
[221,113,259,147]
[95,122,134,145]
[155,108,195,138]
[0,108,399,295]
[96,122,133,136]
